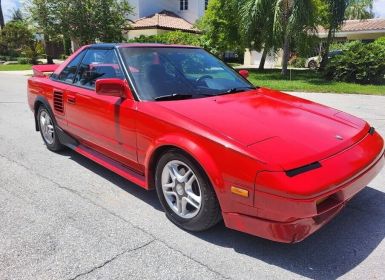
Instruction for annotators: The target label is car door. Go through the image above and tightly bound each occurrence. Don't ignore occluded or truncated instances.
[64,48,139,170]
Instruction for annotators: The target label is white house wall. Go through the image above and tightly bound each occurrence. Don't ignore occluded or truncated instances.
[127,0,206,23]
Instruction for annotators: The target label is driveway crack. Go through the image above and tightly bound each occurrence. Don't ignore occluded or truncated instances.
[68,239,155,280]
[0,153,231,280]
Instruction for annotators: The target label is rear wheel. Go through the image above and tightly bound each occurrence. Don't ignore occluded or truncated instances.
[37,106,64,152]
[155,150,221,231]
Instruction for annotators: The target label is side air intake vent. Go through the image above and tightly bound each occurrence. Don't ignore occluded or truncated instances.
[53,91,64,113]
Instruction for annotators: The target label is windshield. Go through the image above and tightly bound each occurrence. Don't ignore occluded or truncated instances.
[119,47,254,101]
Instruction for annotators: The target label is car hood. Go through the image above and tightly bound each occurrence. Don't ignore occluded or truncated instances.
[157,88,370,170]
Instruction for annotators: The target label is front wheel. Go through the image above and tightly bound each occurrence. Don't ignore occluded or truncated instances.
[308,60,318,70]
[37,106,64,152]
[155,150,221,231]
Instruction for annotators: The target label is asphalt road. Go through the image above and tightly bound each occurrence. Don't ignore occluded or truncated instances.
[0,72,385,280]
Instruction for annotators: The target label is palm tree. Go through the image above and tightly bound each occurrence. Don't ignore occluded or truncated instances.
[240,0,279,70]
[345,0,374,20]
[0,0,5,29]
[273,0,316,75]
[240,0,316,74]
[319,0,349,70]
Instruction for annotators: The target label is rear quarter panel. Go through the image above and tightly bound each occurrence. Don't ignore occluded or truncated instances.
[28,76,68,128]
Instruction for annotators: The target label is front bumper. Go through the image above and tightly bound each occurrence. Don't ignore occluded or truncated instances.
[223,131,384,243]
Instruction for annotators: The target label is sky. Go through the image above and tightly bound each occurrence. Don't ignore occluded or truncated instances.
[1,0,385,22]
[2,0,21,22]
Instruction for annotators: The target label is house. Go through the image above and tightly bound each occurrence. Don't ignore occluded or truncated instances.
[126,10,200,40]
[244,18,385,67]
[126,0,209,39]
[318,18,385,42]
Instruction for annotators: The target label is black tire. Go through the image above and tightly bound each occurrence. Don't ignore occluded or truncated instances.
[37,105,65,152]
[308,60,318,70]
[155,150,222,231]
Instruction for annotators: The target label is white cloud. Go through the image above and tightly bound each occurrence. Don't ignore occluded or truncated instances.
[373,0,385,18]
[2,0,21,22]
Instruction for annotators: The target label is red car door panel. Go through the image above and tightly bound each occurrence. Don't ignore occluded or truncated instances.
[65,85,139,170]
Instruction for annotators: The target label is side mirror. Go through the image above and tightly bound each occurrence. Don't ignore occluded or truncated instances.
[239,70,249,79]
[95,78,131,99]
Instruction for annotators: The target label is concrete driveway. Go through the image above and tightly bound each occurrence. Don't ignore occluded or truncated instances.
[0,72,384,280]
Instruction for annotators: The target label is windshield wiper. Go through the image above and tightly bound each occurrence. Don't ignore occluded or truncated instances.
[154,93,193,101]
[219,86,256,95]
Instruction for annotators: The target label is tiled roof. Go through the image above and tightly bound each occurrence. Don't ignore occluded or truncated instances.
[318,18,385,34]
[129,10,200,33]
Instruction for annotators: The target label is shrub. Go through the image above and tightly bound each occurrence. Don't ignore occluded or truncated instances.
[17,57,30,64]
[290,56,307,68]
[128,31,203,47]
[325,38,385,85]
[60,54,69,60]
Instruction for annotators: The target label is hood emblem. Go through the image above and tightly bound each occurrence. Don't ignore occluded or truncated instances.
[335,135,344,140]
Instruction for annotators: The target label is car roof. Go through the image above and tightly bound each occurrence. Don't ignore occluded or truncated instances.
[88,43,201,49]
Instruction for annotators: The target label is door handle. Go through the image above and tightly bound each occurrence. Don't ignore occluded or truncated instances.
[67,95,76,104]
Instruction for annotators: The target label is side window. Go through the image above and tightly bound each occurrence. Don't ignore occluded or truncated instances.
[73,49,124,89]
[55,51,85,83]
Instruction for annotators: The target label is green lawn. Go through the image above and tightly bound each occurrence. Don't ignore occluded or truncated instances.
[0,64,32,71]
[246,69,385,95]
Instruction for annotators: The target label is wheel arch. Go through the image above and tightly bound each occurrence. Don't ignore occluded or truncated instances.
[33,96,57,131]
[145,136,224,197]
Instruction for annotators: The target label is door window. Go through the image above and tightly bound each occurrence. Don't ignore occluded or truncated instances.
[53,51,85,83]
[73,49,124,89]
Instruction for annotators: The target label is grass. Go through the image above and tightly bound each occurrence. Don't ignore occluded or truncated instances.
[246,69,385,95]
[0,64,32,71]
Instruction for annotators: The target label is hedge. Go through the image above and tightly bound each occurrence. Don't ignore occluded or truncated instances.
[325,38,385,85]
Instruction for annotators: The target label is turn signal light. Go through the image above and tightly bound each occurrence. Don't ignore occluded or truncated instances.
[231,186,249,198]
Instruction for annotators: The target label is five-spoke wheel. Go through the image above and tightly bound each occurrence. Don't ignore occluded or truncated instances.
[39,110,55,145]
[155,150,221,231]
[37,106,64,152]
[161,160,202,219]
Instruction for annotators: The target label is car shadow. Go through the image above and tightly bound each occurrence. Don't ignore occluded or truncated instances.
[193,187,385,279]
[63,149,385,280]
[62,149,163,211]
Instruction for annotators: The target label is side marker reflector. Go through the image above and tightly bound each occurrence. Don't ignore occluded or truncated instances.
[231,186,249,198]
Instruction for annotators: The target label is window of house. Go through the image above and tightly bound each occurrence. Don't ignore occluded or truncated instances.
[180,0,188,10]
[205,0,209,10]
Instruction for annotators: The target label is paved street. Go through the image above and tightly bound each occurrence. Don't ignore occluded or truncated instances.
[0,72,384,280]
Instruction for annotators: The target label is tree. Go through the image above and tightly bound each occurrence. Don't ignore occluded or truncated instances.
[27,0,133,61]
[93,0,134,43]
[11,9,24,21]
[198,0,243,57]
[0,20,42,63]
[345,0,374,20]
[0,0,5,29]
[0,21,33,50]
[319,0,349,70]
[240,0,280,70]
[28,0,133,61]
[273,0,316,76]
[28,0,61,63]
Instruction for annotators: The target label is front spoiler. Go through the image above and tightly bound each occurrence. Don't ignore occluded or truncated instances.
[223,153,384,243]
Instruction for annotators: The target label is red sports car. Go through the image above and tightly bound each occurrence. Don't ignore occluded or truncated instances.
[27,44,384,243]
